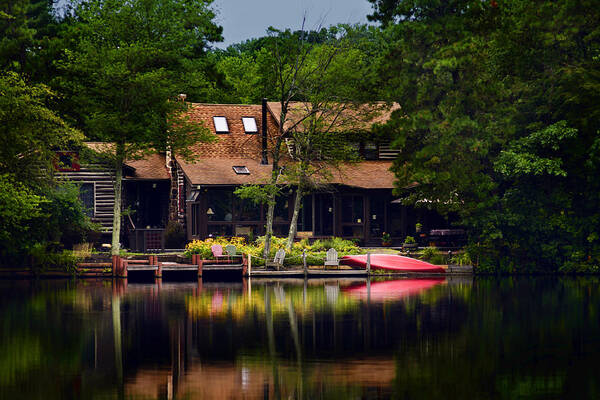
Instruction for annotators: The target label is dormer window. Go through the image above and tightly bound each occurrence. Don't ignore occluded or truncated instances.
[242,117,258,134]
[213,116,229,133]
[232,166,250,175]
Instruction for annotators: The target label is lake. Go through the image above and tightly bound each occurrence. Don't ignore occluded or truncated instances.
[0,276,598,399]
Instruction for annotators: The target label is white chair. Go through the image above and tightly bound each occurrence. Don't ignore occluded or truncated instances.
[324,248,339,269]
[266,249,285,271]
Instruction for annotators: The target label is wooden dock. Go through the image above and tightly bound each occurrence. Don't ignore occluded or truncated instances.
[109,254,248,278]
[0,252,472,279]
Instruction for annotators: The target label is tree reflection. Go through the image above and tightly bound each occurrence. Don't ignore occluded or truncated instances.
[1,277,599,399]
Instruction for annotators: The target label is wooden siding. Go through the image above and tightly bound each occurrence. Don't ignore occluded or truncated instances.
[58,164,115,232]
[378,142,399,160]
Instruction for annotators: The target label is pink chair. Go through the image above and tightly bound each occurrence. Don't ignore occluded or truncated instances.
[211,244,229,263]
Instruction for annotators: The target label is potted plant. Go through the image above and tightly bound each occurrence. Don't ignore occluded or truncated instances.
[403,235,418,250]
[381,232,392,246]
[415,222,422,233]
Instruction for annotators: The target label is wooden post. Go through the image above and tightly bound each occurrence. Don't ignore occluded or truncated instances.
[242,254,248,276]
[121,259,128,278]
[195,255,203,278]
[247,253,252,276]
[366,252,371,276]
[112,255,119,277]
[155,261,162,279]
[302,250,307,276]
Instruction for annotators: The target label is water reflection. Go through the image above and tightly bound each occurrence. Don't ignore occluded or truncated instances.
[1,277,599,399]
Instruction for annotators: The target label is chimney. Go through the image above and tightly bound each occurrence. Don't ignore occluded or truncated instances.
[261,98,268,165]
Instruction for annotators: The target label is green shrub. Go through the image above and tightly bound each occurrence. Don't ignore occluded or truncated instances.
[450,252,472,266]
[404,236,416,244]
[420,246,439,261]
[430,254,447,265]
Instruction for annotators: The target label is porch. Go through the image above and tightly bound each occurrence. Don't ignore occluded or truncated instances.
[185,186,452,245]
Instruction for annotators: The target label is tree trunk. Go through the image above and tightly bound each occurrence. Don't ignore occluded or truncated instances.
[264,196,274,259]
[286,189,303,250]
[111,144,125,256]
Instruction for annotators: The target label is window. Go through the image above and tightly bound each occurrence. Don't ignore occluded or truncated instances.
[207,189,233,221]
[242,117,258,133]
[369,197,385,236]
[341,195,364,224]
[236,198,260,221]
[363,142,379,160]
[79,183,95,217]
[213,116,229,133]
[232,166,250,175]
[187,190,200,202]
[191,203,200,236]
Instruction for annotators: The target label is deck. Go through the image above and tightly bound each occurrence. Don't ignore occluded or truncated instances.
[0,254,472,279]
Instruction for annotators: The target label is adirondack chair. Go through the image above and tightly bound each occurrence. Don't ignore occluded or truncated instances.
[266,249,285,271]
[211,244,230,263]
[225,244,237,256]
[324,248,340,269]
[224,244,242,262]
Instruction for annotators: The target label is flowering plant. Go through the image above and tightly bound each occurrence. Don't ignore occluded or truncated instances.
[381,232,391,242]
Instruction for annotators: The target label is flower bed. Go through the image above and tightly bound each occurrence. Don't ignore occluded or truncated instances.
[184,236,365,267]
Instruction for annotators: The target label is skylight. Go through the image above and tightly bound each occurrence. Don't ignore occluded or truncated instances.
[213,116,229,133]
[232,166,250,175]
[242,117,258,134]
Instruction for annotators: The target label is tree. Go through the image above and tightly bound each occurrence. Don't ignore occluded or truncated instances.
[373,0,600,271]
[0,72,92,265]
[282,102,367,249]
[0,0,35,70]
[58,0,221,255]
[235,23,351,257]
[0,71,82,185]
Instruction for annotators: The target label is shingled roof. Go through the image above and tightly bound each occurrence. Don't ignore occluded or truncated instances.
[84,142,170,180]
[266,101,400,132]
[175,103,397,189]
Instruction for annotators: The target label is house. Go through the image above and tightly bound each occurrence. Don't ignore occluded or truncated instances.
[57,144,172,251]
[171,101,448,246]
[58,101,450,250]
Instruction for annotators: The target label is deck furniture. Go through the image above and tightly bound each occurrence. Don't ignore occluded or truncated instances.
[225,244,237,256]
[225,244,243,261]
[211,244,231,263]
[324,248,340,269]
[266,249,285,271]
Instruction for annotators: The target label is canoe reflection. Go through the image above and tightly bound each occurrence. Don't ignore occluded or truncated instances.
[343,278,446,302]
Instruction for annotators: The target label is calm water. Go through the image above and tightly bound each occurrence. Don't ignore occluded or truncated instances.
[1,276,599,399]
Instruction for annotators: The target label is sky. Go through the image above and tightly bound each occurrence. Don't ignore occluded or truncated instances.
[211,0,375,48]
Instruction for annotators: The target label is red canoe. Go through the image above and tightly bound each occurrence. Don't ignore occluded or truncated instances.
[343,278,445,301]
[340,254,446,273]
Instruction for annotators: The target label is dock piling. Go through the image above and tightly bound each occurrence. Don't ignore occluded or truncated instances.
[302,250,307,277]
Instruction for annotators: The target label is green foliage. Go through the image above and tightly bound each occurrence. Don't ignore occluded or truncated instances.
[450,251,472,267]
[378,0,600,272]
[54,0,221,253]
[420,247,439,261]
[0,71,82,185]
[404,236,416,244]
[0,174,46,263]
[39,182,98,249]
[0,177,92,266]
